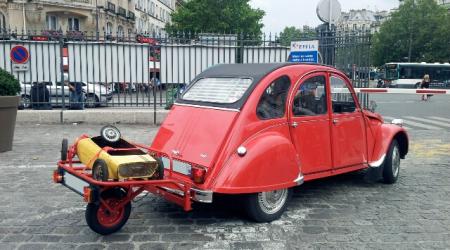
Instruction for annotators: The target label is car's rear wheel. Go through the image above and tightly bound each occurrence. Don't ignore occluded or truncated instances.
[244,188,291,222]
[383,139,400,184]
[85,95,99,108]
[21,95,31,109]
[85,188,131,235]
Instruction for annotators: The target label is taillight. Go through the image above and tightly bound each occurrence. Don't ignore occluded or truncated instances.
[191,166,206,184]
[53,170,63,183]
[83,186,92,203]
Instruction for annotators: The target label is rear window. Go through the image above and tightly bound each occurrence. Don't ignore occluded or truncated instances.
[182,78,252,104]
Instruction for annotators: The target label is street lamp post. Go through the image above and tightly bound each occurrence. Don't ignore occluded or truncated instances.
[95,0,99,40]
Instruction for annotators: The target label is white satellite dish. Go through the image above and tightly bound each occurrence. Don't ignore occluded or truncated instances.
[316,0,342,25]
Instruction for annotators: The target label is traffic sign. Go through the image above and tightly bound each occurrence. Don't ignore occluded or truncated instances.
[288,40,319,63]
[10,45,29,64]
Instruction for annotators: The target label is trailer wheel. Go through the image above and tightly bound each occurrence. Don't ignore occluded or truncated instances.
[61,138,68,161]
[85,188,131,235]
[244,188,292,222]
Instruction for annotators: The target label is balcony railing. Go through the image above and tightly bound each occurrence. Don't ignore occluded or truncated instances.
[106,2,116,13]
[127,11,135,21]
[118,7,127,17]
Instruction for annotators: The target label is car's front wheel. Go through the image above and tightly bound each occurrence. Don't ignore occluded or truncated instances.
[85,188,131,235]
[383,139,400,184]
[244,188,292,222]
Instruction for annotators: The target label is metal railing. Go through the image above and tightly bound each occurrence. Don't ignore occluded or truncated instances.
[0,29,372,117]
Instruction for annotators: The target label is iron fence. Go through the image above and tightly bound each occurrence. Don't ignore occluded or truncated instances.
[0,29,372,120]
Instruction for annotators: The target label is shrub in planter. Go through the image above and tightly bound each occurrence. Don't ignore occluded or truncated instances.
[0,68,21,152]
[0,68,21,96]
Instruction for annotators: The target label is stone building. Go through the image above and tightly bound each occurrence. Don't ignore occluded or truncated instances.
[134,0,179,36]
[0,0,182,37]
[336,9,390,34]
[0,0,135,36]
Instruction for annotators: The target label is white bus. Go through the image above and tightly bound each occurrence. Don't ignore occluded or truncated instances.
[383,62,450,88]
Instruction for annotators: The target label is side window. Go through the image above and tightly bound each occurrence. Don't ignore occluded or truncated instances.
[293,75,327,116]
[256,75,291,120]
[330,76,357,113]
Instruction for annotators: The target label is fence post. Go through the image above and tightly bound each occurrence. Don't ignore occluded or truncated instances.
[59,36,66,123]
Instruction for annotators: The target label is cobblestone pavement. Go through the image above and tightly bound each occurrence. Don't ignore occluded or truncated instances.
[1,124,449,250]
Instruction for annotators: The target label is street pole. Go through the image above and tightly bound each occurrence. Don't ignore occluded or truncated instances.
[95,0,99,40]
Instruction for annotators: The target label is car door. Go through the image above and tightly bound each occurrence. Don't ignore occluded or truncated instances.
[288,73,332,175]
[329,74,367,170]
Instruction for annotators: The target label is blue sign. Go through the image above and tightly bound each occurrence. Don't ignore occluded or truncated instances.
[288,40,319,63]
[289,51,318,63]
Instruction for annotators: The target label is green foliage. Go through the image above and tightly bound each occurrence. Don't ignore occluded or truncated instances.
[166,0,265,36]
[372,0,450,66]
[278,26,317,46]
[0,68,20,96]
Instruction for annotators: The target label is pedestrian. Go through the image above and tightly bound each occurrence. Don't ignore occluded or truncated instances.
[420,74,431,101]
[68,81,84,109]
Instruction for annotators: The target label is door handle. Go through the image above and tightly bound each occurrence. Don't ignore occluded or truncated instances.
[291,121,299,128]
[333,118,339,125]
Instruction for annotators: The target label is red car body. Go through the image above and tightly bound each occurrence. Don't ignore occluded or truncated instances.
[152,64,408,196]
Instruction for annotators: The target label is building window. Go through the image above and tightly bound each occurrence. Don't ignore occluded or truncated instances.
[0,12,5,30]
[46,15,58,30]
[117,25,124,37]
[68,17,79,31]
[106,22,113,34]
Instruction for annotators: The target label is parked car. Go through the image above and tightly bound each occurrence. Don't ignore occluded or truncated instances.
[20,81,112,108]
[54,63,409,235]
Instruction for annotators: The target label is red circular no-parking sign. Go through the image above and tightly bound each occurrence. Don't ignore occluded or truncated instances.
[10,45,29,64]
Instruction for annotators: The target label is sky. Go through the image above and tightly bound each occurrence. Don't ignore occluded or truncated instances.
[249,0,399,34]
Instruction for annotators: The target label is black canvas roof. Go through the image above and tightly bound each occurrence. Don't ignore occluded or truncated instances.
[176,63,294,110]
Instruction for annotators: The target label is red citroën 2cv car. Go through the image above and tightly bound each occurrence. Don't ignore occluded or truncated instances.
[54,63,408,234]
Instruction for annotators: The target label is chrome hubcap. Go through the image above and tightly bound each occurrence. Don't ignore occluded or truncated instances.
[392,146,400,177]
[257,189,288,215]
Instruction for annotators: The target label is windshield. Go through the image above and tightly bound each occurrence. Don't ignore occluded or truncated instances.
[384,64,398,80]
[182,78,253,104]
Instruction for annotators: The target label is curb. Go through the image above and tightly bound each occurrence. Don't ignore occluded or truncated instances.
[16,109,169,125]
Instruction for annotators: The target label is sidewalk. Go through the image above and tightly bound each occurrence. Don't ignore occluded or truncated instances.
[16,108,169,125]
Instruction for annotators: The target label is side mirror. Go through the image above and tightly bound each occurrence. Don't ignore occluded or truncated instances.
[368,100,377,112]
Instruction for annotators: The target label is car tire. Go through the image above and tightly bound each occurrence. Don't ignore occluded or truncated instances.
[92,159,109,181]
[85,188,131,235]
[61,138,68,161]
[85,95,99,108]
[382,140,400,184]
[21,95,31,109]
[244,188,292,222]
[100,125,121,143]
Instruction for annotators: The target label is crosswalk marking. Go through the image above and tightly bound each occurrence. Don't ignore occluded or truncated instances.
[404,116,450,128]
[428,116,450,123]
[383,116,440,130]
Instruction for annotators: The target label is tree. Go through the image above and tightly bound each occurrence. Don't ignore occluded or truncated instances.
[166,0,265,36]
[278,26,317,46]
[372,0,450,66]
